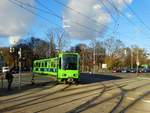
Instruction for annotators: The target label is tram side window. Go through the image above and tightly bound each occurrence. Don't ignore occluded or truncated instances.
[54,60,57,68]
[49,61,51,67]
[36,63,38,67]
[55,60,58,67]
[59,58,61,69]
[45,62,47,67]
[42,62,44,67]
[51,61,54,67]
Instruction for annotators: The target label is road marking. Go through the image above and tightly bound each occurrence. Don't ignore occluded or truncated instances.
[137,77,150,80]
[126,97,135,101]
[142,99,150,103]
[126,97,150,104]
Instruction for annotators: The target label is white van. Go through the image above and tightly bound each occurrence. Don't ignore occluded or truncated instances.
[2,67,10,73]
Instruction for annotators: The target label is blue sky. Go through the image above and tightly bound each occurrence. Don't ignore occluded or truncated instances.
[0,0,150,51]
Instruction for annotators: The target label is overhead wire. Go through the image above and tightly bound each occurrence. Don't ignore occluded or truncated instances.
[98,0,142,46]
[35,0,104,34]
[9,0,104,35]
[108,0,150,50]
[10,0,145,41]
[9,0,121,39]
[105,0,136,26]
[52,0,122,39]
[99,0,121,38]
[7,0,62,28]
[52,0,113,30]
[99,0,117,23]
[105,0,150,40]
[123,0,150,32]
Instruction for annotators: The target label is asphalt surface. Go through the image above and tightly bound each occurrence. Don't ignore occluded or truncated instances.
[0,72,150,113]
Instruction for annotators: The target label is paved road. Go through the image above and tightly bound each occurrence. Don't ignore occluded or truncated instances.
[0,73,150,113]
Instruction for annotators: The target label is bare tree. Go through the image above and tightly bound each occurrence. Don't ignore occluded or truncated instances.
[102,37,125,69]
[49,31,56,58]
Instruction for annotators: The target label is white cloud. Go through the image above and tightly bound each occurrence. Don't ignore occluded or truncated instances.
[63,0,133,40]
[112,0,133,10]
[63,0,111,40]
[93,4,102,10]
[0,0,35,45]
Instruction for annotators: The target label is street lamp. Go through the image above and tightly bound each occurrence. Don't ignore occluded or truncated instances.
[10,47,15,67]
[18,48,22,90]
[10,46,22,90]
[93,44,96,73]
[124,49,127,68]
[136,49,139,76]
[131,49,133,69]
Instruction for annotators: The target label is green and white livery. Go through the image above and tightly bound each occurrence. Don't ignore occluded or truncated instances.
[33,52,80,84]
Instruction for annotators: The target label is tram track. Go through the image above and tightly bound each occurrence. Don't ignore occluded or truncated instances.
[1,77,149,113]
[66,78,142,113]
[121,90,150,113]
[4,78,138,104]
[64,78,140,92]
[83,80,150,113]
[36,78,146,113]
[65,78,149,113]
[0,83,106,113]
[109,81,150,113]
[0,75,139,103]
[0,81,59,102]
[0,84,71,113]
[0,81,121,113]
[67,83,106,113]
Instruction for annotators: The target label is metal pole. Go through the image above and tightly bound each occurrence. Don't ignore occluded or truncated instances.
[1,76,3,89]
[93,43,95,74]
[136,49,139,76]
[0,51,3,89]
[18,48,21,90]
[124,49,127,68]
[131,49,133,69]
[0,75,4,89]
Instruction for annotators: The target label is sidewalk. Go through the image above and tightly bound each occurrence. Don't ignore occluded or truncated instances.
[0,72,54,96]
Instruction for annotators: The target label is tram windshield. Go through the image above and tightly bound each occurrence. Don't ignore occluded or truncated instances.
[63,54,78,70]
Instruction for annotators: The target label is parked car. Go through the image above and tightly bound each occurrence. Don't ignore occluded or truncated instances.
[140,68,150,73]
[112,68,121,73]
[121,68,130,73]
[129,68,137,73]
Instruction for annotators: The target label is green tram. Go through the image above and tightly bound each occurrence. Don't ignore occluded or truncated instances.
[33,52,80,83]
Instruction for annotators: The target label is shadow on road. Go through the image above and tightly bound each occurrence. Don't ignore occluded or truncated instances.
[0,73,121,96]
[0,81,56,96]
[79,73,122,84]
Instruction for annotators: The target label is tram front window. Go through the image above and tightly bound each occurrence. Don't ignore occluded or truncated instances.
[63,54,78,70]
